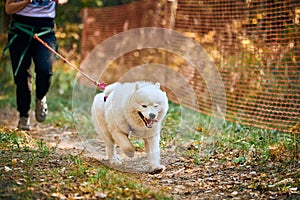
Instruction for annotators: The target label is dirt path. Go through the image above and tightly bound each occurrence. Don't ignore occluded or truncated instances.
[0,108,83,153]
[1,108,299,199]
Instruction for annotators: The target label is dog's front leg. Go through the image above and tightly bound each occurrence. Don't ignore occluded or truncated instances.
[106,142,122,166]
[144,134,165,171]
[111,131,135,158]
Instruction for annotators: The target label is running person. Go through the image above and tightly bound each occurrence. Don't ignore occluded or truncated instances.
[4,0,68,130]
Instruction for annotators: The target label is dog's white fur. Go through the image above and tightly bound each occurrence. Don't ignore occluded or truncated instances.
[91,81,168,171]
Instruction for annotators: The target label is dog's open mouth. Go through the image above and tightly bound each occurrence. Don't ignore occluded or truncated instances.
[138,112,158,128]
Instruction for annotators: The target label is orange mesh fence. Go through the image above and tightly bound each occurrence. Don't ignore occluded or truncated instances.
[80,0,300,133]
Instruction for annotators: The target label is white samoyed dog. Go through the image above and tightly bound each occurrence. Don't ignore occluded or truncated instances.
[91,81,168,171]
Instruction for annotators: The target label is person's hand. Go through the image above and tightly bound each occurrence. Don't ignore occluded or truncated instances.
[56,0,68,4]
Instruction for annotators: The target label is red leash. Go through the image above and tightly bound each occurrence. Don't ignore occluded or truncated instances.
[33,34,106,89]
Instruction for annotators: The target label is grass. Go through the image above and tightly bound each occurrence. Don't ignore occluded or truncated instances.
[159,101,299,166]
[180,117,300,166]
[0,128,170,199]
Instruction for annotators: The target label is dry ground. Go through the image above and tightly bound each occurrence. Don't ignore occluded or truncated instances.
[1,108,299,199]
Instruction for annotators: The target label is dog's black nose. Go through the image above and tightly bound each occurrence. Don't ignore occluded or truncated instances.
[149,113,156,119]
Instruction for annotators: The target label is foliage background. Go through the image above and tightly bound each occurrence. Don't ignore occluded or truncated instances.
[0,1,299,199]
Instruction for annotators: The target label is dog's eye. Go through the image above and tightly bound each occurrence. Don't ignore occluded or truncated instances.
[142,105,147,108]
[154,104,159,108]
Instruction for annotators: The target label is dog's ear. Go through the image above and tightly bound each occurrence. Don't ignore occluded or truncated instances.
[155,82,160,89]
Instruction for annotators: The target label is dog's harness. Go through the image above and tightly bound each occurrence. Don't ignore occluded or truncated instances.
[2,22,56,77]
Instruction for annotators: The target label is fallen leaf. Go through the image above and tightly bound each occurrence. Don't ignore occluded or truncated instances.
[12,159,18,165]
[4,166,12,172]
[51,193,66,199]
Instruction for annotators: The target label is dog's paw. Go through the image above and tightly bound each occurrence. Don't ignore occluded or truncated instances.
[150,164,166,174]
[109,157,122,166]
[123,148,135,158]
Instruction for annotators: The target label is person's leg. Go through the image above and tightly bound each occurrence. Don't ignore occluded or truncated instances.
[32,32,56,122]
[32,32,56,100]
[9,32,33,129]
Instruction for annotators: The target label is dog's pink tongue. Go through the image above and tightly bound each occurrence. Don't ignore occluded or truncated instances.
[145,118,158,128]
[146,118,153,127]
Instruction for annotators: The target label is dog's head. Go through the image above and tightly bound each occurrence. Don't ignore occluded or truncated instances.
[129,82,168,129]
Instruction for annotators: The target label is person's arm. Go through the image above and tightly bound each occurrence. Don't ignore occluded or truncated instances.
[5,0,31,15]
